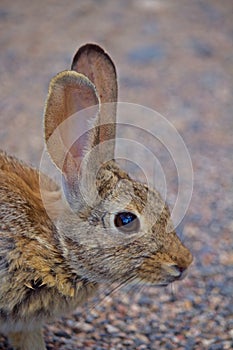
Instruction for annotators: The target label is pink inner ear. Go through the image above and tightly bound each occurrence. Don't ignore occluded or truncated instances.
[59,82,99,176]
[65,132,89,171]
[61,123,92,192]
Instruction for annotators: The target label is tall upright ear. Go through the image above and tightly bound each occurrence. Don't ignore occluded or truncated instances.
[44,70,99,182]
[72,44,118,161]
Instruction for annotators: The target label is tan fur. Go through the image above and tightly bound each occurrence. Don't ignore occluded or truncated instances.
[0,152,96,324]
[0,44,192,349]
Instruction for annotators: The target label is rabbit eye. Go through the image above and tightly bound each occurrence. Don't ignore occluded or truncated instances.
[114,212,140,233]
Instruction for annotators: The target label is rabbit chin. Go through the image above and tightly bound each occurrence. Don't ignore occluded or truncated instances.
[135,263,190,287]
[131,275,183,288]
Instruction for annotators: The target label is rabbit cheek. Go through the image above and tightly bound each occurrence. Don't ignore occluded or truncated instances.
[137,262,167,285]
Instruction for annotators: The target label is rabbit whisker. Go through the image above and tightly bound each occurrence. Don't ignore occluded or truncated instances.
[88,274,139,311]
[168,282,178,302]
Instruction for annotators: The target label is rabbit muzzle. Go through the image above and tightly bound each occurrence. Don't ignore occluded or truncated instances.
[161,263,189,284]
[137,239,193,286]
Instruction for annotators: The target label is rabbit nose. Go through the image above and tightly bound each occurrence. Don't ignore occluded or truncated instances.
[162,263,188,280]
[171,264,188,280]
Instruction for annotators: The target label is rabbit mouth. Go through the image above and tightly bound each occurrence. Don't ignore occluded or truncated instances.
[160,263,189,285]
[145,271,187,287]
[136,263,189,287]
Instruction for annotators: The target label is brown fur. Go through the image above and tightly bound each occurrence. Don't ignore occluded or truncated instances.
[0,44,192,350]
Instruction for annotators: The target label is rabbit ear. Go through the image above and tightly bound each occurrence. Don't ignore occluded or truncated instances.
[72,43,117,104]
[44,70,100,179]
[44,45,118,207]
[71,43,118,161]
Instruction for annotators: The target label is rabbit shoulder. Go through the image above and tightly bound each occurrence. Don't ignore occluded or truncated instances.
[0,150,96,333]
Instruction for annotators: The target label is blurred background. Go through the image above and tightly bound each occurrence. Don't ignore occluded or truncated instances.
[0,0,232,349]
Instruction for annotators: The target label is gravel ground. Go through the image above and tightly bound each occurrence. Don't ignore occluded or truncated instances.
[0,0,232,349]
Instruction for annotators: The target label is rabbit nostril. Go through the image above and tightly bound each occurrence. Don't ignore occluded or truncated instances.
[163,263,189,281]
[172,265,186,277]
[175,265,185,272]
[173,265,188,280]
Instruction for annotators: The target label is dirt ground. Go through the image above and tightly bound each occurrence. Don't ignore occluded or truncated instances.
[0,0,232,349]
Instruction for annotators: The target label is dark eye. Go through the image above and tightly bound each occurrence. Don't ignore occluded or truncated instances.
[114,212,140,233]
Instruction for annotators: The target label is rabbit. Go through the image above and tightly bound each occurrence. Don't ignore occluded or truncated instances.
[0,43,193,350]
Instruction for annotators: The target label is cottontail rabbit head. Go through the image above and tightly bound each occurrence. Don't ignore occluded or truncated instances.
[43,44,193,288]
